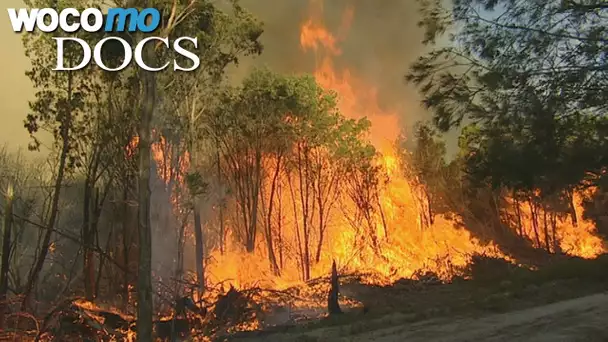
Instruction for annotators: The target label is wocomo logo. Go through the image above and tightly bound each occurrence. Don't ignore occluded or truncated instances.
[7,7,200,72]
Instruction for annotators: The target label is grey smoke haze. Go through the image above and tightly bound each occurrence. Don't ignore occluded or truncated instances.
[236,0,432,132]
[0,0,435,150]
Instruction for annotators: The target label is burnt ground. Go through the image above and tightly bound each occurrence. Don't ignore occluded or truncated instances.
[225,255,608,342]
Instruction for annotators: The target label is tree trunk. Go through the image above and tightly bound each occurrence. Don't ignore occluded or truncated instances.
[95,221,111,299]
[514,197,524,237]
[542,208,551,253]
[288,174,306,281]
[0,184,14,328]
[246,150,262,253]
[314,201,325,264]
[190,103,205,298]
[92,186,105,299]
[216,144,225,255]
[550,212,561,253]
[427,190,434,226]
[265,155,282,276]
[136,41,156,342]
[83,180,95,301]
[297,145,312,281]
[277,181,284,269]
[303,233,311,281]
[376,193,389,240]
[528,199,542,248]
[122,175,131,309]
[566,188,578,227]
[193,208,205,296]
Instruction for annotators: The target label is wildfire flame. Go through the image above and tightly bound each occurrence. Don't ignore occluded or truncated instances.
[204,1,503,288]
[149,0,603,295]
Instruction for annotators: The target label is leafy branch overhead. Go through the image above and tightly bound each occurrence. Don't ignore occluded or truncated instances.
[408,0,608,195]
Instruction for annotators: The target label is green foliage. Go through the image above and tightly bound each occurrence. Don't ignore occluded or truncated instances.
[411,124,447,189]
[397,122,460,220]
[208,68,370,161]
[410,0,607,131]
[22,2,89,151]
[408,0,608,225]
[207,67,379,259]
[16,0,266,317]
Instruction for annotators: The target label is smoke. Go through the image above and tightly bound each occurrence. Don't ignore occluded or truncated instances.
[0,0,439,151]
[0,0,34,149]
[235,0,431,133]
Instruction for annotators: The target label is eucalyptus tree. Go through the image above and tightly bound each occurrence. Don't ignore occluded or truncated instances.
[157,0,263,296]
[19,0,264,339]
[20,0,107,309]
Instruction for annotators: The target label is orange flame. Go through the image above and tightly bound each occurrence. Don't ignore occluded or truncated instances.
[205,1,503,289]
[147,0,603,298]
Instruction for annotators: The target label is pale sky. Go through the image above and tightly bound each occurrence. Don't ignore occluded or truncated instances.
[1,1,34,151]
[1,1,448,156]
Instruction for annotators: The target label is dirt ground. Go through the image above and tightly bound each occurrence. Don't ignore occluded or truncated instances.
[231,292,608,342]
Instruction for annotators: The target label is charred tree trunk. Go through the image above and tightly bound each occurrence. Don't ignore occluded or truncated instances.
[136,40,156,342]
[83,181,95,301]
[246,150,262,253]
[303,232,311,282]
[92,187,106,299]
[426,190,434,226]
[95,223,111,299]
[193,207,205,296]
[542,208,551,253]
[277,182,284,270]
[550,212,561,254]
[296,144,313,281]
[514,196,524,237]
[376,192,389,240]
[0,184,14,328]
[327,260,342,315]
[288,175,306,281]
[186,144,202,300]
[265,155,282,276]
[190,104,205,298]
[216,144,225,255]
[314,164,339,264]
[122,175,132,309]
[528,199,542,249]
[314,200,325,264]
[566,188,578,227]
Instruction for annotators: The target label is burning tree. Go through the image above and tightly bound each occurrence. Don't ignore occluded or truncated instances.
[2,0,607,340]
[7,0,264,339]
[205,68,387,282]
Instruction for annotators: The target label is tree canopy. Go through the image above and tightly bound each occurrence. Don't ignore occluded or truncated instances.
[409,0,608,193]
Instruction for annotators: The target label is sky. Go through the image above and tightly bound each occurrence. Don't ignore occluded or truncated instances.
[1,0,34,150]
[0,1,447,155]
